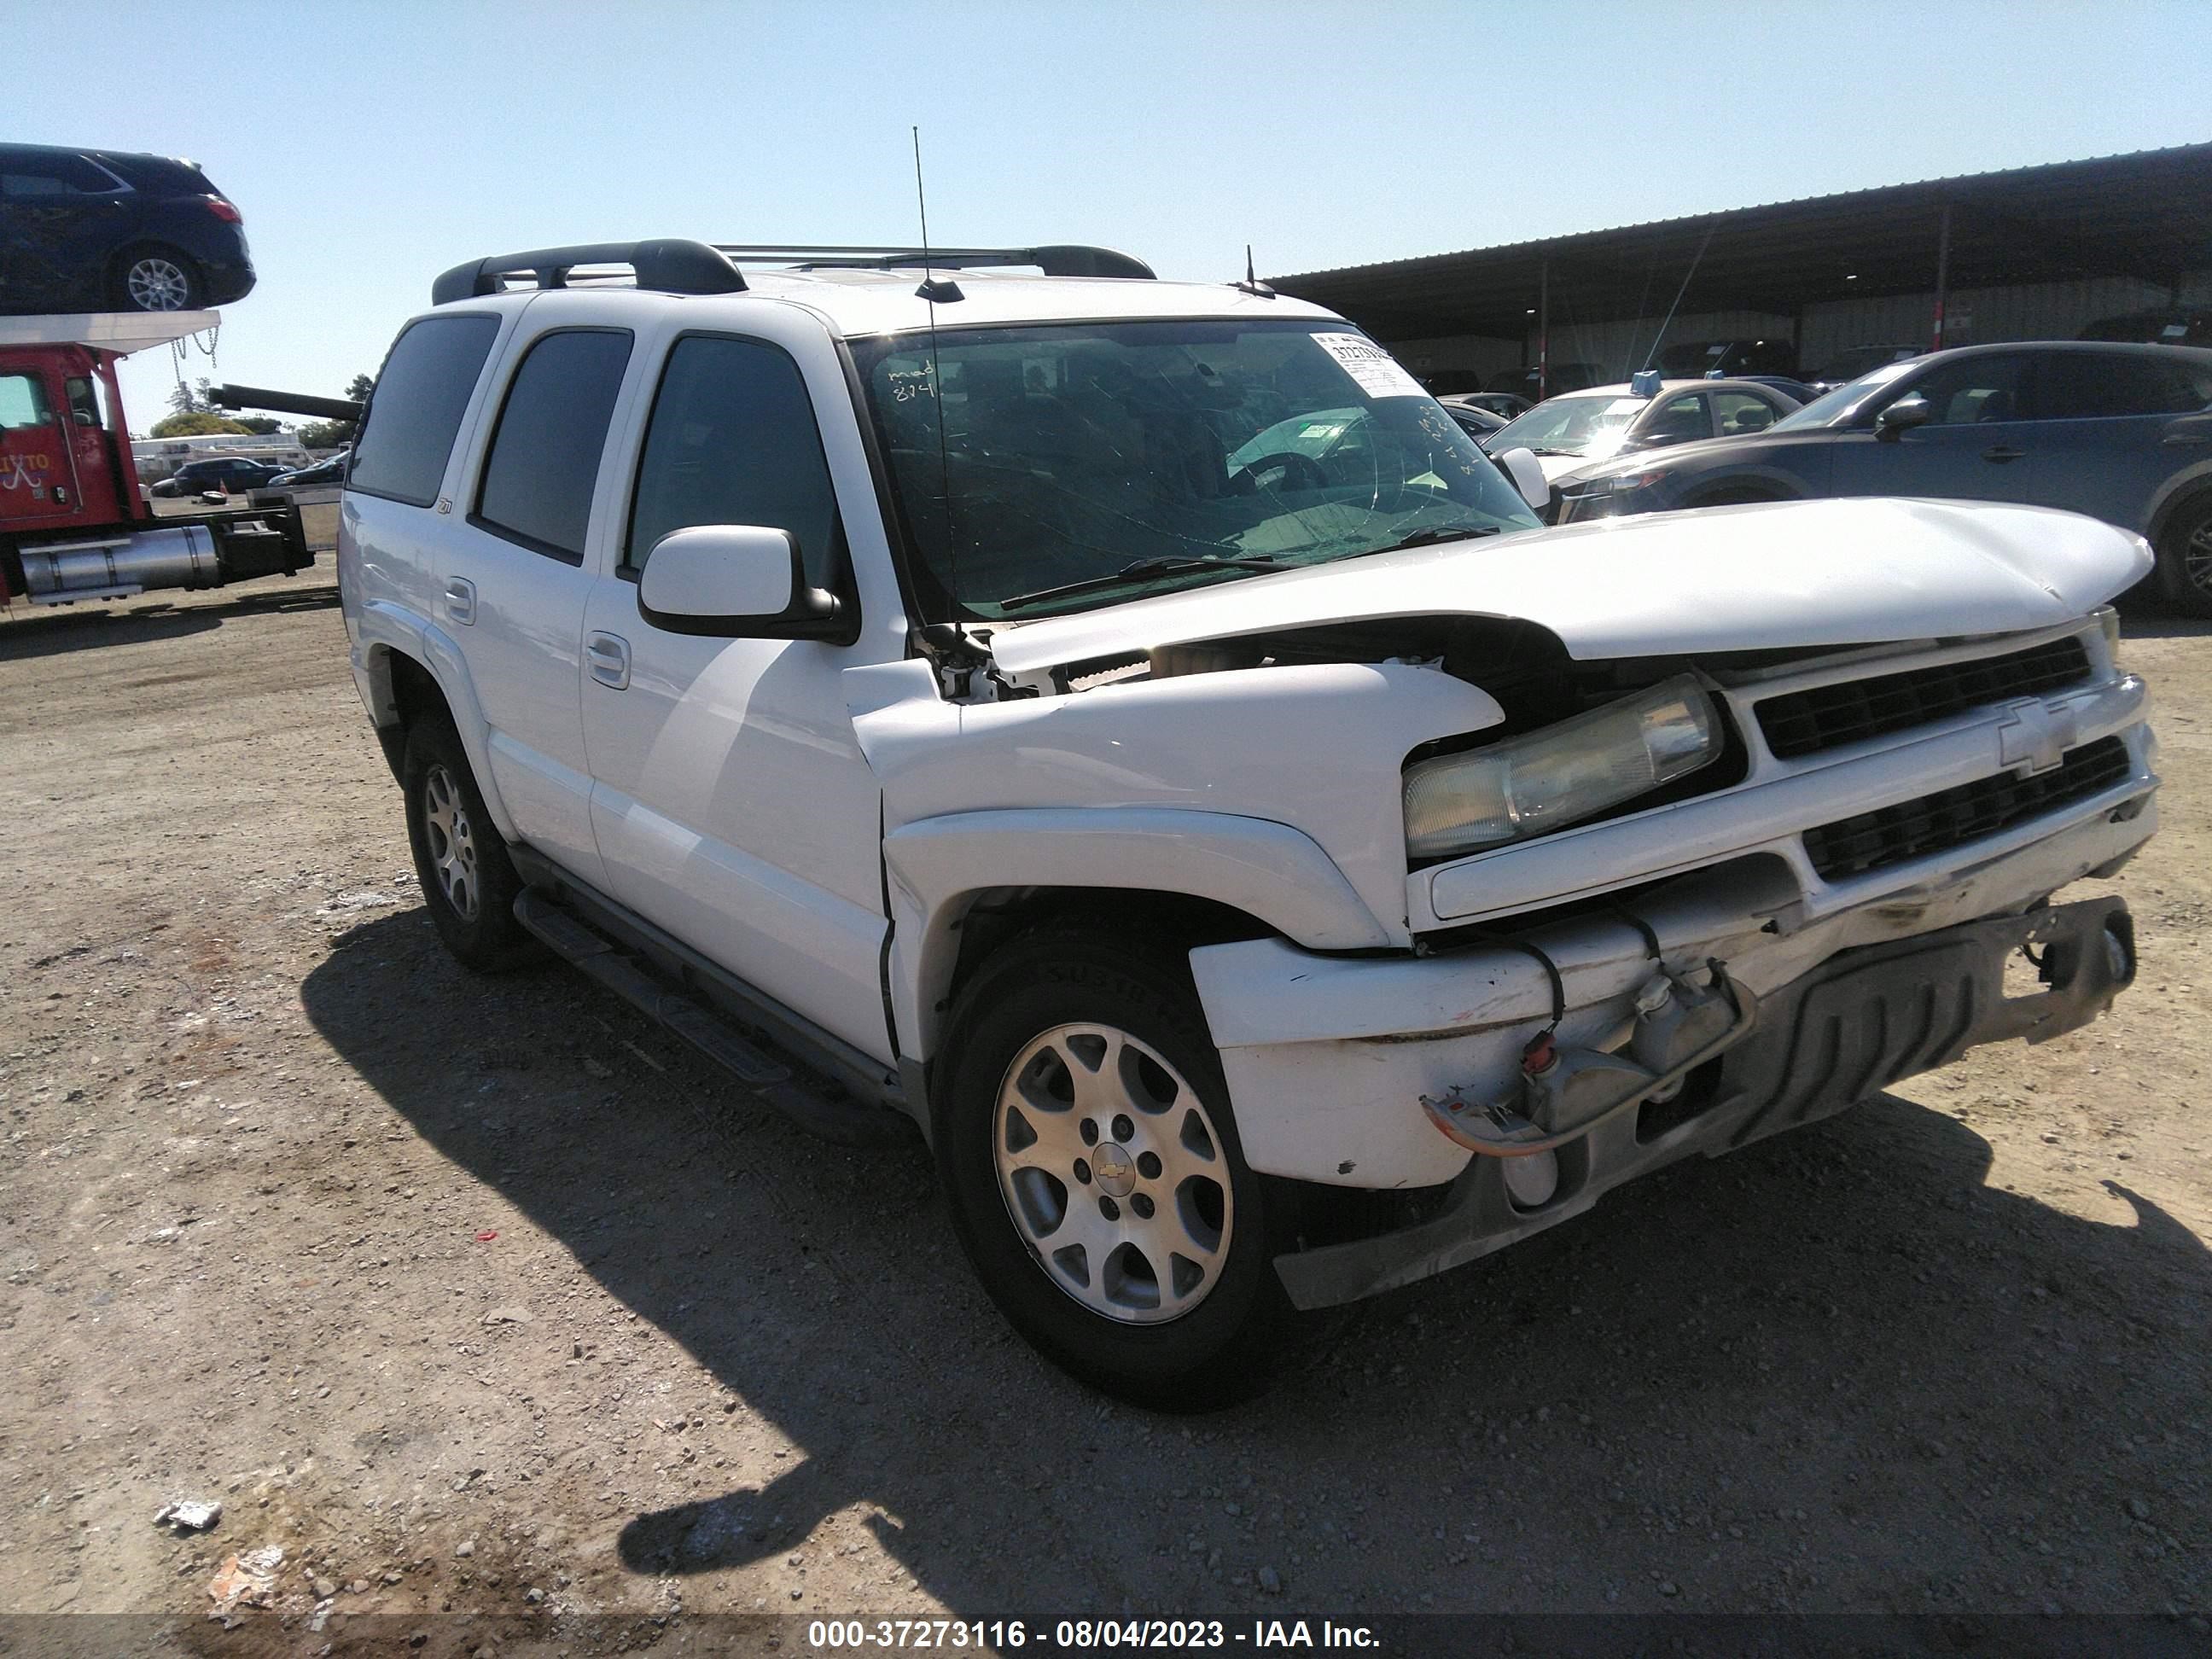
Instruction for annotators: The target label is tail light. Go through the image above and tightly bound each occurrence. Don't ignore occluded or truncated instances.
[203,197,242,224]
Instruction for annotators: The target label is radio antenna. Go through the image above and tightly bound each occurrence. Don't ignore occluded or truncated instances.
[912,126,966,635]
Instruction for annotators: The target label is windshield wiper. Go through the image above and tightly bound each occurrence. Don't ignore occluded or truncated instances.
[997,556,1285,613]
[1369,525,1505,556]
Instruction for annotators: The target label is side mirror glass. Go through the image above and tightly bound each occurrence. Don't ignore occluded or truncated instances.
[1493,445,1552,515]
[1875,393,1933,439]
[636,524,846,639]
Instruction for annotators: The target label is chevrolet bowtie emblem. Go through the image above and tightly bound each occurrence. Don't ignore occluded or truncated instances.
[1997,698,2078,776]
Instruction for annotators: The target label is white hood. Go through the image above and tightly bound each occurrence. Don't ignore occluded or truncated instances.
[986,498,2149,674]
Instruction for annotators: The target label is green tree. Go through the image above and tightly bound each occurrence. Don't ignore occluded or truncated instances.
[231,416,284,435]
[149,411,253,439]
[297,418,352,450]
[298,373,375,451]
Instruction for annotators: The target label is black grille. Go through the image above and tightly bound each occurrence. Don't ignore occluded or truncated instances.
[1803,736,2132,881]
[1757,637,2093,760]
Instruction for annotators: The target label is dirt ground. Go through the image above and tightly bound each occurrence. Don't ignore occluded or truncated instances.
[2,572,2208,1640]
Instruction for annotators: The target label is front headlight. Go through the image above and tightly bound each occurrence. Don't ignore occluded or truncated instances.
[1404,673,1720,859]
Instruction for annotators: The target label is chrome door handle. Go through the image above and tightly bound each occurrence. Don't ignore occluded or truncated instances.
[442,578,476,625]
[1981,445,2026,463]
[586,631,631,690]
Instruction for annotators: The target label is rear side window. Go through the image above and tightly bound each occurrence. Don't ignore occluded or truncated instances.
[0,154,122,197]
[348,314,499,508]
[2037,352,2210,419]
[474,329,634,564]
[626,335,841,583]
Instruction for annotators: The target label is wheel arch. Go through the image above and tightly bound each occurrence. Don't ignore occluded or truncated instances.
[882,807,1396,1077]
[108,240,201,303]
[354,627,518,840]
[2145,465,2212,547]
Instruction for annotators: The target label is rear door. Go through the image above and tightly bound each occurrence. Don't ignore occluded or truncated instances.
[0,153,134,310]
[440,299,639,887]
[2029,349,2212,533]
[1827,351,2046,505]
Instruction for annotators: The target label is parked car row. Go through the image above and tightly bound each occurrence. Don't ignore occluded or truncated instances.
[1479,375,1803,485]
[145,455,294,498]
[1534,340,2212,614]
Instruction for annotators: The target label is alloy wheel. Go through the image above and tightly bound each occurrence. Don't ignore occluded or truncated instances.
[422,765,480,921]
[125,257,191,311]
[2187,518,2212,600]
[993,1022,1233,1324]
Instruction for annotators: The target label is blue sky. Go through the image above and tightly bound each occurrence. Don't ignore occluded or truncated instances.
[20,0,2212,433]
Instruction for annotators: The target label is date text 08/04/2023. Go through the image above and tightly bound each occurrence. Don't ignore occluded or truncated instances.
[806,1618,1382,1650]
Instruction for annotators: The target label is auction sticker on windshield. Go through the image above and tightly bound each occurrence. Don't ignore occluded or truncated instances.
[1313,333,1427,399]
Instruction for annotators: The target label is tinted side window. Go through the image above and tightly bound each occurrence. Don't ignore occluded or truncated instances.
[0,154,120,197]
[474,329,634,564]
[2037,352,2208,419]
[1906,355,2032,425]
[348,314,499,507]
[626,335,841,585]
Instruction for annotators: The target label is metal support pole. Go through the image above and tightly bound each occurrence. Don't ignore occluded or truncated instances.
[1931,203,1953,352]
[1538,259,1550,399]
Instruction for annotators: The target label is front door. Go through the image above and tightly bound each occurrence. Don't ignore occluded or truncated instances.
[1828,351,2046,506]
[579,325,898,1062]
[0,363,79,534]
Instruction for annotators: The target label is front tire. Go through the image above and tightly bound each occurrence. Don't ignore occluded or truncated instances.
[401,714,533,971]
[936,932,1299,1409]
[2156,495,2212,619]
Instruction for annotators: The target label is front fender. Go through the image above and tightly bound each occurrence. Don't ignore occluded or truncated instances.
[882,806,1393,1061]
[352,597,518,841]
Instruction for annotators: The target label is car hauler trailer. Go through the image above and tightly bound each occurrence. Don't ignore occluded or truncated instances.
[0,311,312,608]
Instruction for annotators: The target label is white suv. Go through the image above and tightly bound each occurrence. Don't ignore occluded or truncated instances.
[339,239,2158,1406]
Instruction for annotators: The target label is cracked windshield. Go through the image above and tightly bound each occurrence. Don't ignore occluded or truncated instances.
[853,319,1540,619]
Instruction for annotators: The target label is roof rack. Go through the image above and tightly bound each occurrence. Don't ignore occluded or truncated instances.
[714,244,1155,280]
[430,239,1153,305]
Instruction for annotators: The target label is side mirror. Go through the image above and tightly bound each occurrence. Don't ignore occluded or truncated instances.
[636,524,848,640]
[1493,445,1552,515]
[1875,394,1933,440]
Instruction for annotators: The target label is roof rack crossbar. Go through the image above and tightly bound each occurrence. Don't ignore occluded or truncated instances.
[710,244,1155,280]
[432,239,747,306]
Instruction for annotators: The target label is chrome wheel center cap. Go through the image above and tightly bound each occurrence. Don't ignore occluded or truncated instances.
[1093,1143,1137,1197]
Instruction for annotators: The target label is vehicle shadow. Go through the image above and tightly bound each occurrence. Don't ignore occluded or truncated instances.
[301,907,2210,1615]
[0,581,338,661]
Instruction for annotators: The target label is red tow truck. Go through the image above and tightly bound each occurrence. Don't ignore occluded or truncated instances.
[0,311,317,608]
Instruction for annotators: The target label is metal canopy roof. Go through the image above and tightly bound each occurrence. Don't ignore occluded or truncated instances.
[1270,143,2212,342]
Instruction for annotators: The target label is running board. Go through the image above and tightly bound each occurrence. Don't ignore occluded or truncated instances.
[512,888,911,1147]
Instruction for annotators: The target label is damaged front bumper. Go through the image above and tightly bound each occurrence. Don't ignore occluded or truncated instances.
[1256,894,2133,1310]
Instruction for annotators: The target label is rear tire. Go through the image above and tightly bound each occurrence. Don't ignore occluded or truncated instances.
[401,713,534,972]
[936,931,1301,1410]
[2155,495,2212,619]
[112,246,203,312]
